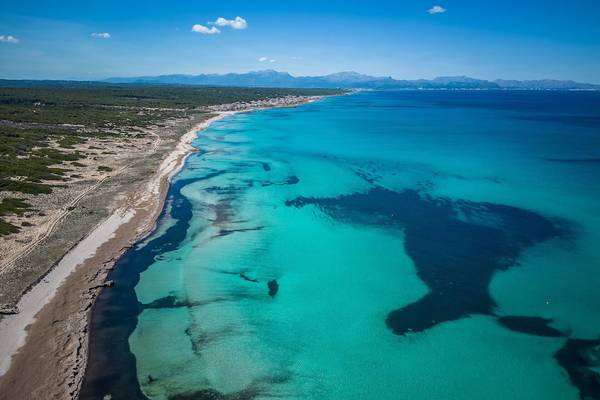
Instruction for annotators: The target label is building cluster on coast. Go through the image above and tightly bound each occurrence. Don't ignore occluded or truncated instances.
[204,95,323,112]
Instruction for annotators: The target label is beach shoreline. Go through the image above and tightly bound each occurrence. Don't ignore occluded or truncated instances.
[0,96,325,400]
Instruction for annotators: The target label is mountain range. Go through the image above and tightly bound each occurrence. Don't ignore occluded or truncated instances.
[104,70,600,90]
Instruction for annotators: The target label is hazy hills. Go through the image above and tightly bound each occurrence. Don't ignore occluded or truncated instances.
[104,70,600,90]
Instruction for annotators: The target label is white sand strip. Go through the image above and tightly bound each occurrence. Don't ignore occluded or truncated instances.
[0,209,133,375]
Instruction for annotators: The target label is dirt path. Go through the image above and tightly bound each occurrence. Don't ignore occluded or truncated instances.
[0,131,162,274]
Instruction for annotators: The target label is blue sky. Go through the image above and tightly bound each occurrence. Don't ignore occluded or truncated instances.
[1,0,599,82]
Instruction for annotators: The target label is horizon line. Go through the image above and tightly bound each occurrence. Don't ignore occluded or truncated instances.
[1,70,599,86]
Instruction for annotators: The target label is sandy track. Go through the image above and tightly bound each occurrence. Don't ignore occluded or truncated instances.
[0,132,163,274]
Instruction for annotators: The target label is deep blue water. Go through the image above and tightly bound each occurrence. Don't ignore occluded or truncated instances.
[81,91,600,400]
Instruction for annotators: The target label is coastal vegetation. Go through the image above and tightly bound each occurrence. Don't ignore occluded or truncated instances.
[0,198,32,236]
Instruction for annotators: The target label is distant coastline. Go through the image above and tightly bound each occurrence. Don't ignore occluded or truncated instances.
[1,70,599,91]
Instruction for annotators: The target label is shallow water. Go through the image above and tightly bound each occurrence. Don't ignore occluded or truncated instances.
[80,91,600,400]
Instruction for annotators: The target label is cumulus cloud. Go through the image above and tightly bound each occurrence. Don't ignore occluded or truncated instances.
[214,16,247,30]
[192,16,246,36]
[0,35,19,43]
[427,5,447,14]
[192,24,220,35]
[259,57,276,63]
[91,32,111,39]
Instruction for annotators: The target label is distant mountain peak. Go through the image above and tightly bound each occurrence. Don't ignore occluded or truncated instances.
[251,69,290,76]
[432,76,487,83]
[324,71,376,80]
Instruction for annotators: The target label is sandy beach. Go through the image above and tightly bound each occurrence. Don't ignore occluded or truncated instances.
[0,97,322,400]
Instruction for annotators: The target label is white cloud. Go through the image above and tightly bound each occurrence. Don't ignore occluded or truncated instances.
[192,16,246,36]
[259,57,276,63]
[214,16,247,30]
[427,5,447,14]
[91,32,111,39]
[0,35,19,43]
[192,24,220,35]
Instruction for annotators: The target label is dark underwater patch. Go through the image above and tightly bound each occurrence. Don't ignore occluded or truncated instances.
[497,316,563,337]
[143,295,186,309]
[286,186,565,335]
[142,295,230,310]
[261,176,300,187]
[79,177,199,400]
[214,226,265,238]
[204,186,245,195]
[267,280,279,297]
[354,169,380,184]
[287,184,599,398]
[555,338,600,400]
[239,272,259,283]
[286,175,300,184]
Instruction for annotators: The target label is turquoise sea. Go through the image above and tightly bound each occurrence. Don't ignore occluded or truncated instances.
[80,91,600,400]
